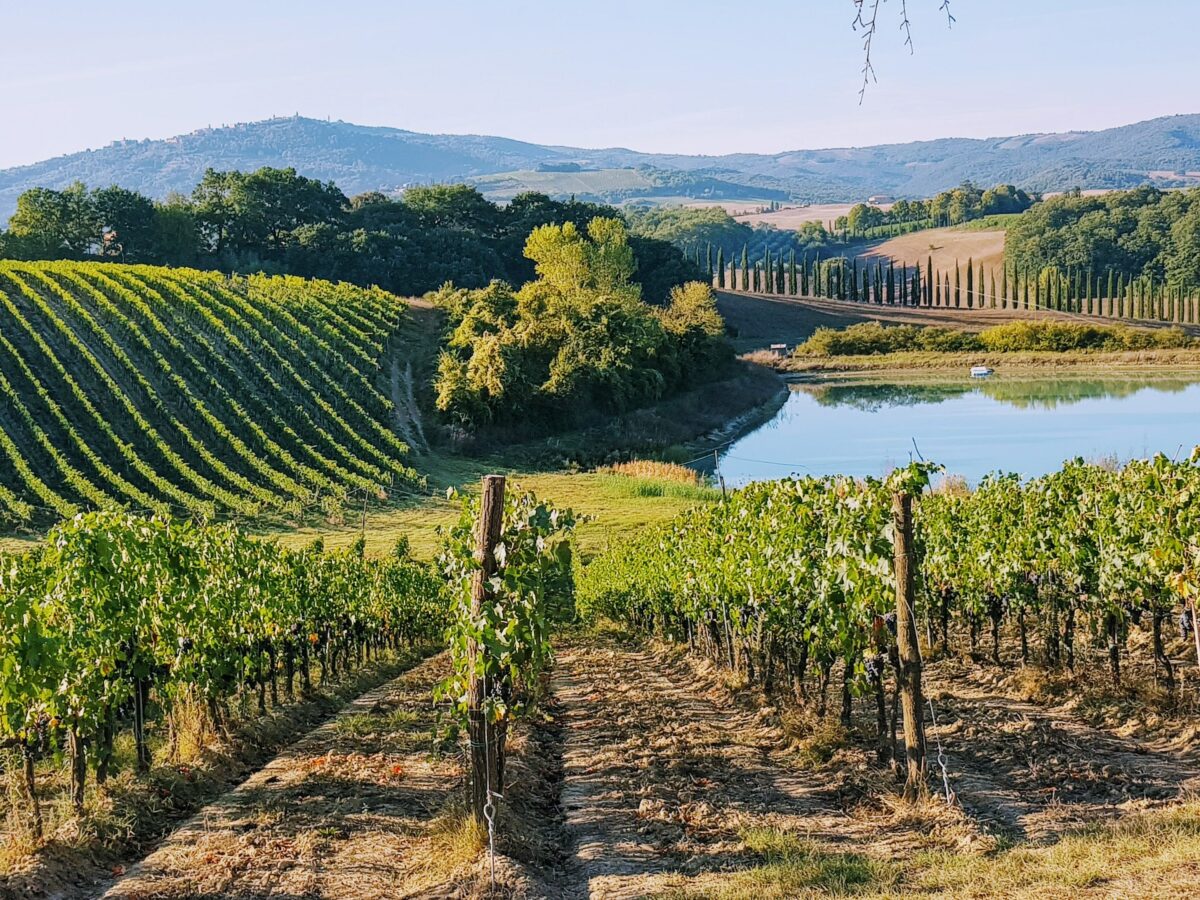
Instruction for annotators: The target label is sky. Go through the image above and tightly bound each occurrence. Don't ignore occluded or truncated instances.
[0,0,1195,169]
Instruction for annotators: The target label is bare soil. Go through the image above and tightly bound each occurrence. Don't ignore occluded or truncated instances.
[553,633,1200,898]
[922,659,1200,843]
[102,655,469,900]
[554,634,978,899]
[68,632,1200,899]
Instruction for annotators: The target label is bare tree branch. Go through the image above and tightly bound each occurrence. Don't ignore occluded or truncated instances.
[853,0,955,104]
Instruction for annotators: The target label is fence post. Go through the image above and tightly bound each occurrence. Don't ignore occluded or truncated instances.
[892,491,928,801]
[468,475,506,826]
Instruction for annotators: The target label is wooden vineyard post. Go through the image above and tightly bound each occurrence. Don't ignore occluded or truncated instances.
[468,475,506,827]
[892,491,929,801]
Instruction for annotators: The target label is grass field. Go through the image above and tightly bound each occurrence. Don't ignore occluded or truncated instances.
[268,470,719,563]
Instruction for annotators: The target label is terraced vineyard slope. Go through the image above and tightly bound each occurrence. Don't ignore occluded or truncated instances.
[0,261,421,528]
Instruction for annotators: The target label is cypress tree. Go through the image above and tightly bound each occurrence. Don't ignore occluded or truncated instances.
[1117,273,1125,317]
[740,245,749,291]
[1024,269,1031,310]
[1000,264,1008,309]
[764,250,772,294]
[990,270,997,310]
[926,255,933,306]
[716,247,725,288]
[850,258,859,302]
[887,261,895,305]
[966,257,974,308]
[777,255,786,294]
[801,254,809,295]
[900,263,908,305]
[944,272,951,308]
[978,263,986,308]
[789,250,797,295]
[954,262,961,308]
[706,243,713,280]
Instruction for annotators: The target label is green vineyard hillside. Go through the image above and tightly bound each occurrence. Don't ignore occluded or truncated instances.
[0,260,421,528]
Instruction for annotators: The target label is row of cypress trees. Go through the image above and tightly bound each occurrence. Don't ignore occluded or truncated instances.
[706,247,1200,325]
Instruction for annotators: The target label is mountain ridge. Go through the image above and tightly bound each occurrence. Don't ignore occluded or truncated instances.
[3,113,1200,218]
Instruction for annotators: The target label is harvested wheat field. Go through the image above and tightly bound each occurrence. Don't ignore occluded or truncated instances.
[737,202,894,229]
[854,226,1007,276]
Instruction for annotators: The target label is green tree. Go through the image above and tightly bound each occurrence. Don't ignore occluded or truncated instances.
[8,183,98,257]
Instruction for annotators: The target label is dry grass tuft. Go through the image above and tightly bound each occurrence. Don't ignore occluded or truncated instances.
[779,710,852,769]
[600,459,704,484]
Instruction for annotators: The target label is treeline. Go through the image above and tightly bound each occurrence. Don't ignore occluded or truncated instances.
[1006,186,1200,291]
[0,171,701,302]
[717,249,1200,325]
[625,205,837,261]
[433,217,729,433]
[626,184,1035,269]
[838,183,1036,235]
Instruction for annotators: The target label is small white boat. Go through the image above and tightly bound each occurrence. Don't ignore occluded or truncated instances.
[970,365,993,378]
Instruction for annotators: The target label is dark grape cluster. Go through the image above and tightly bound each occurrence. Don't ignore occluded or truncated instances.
[865,653,887,681]
[1119,601,1144,626]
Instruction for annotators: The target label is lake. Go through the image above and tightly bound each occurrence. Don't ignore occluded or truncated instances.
[714,374,1200,486]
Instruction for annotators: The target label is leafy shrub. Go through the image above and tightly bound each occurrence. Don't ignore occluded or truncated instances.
[795,320,1196,356]
[796,322,981,356]
[978,321,1194,352]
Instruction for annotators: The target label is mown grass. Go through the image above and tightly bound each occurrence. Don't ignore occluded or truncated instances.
[271,469,718,563]
[679,800,1200,898]
[781,347,1200,374]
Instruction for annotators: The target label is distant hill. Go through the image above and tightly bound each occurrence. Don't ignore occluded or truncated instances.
[3,113,1200,219]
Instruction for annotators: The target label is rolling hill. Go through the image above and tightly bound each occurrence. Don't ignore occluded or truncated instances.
[0,261,421,528]
[4,114,1200,218]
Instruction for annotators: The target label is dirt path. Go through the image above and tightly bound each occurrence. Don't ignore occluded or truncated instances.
[925,669,1200,843]
[103,654,465,900]
[555,637,867,899]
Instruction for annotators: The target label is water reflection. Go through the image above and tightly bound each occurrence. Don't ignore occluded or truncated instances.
[799,377,1198,412]
[715,375,1200,486]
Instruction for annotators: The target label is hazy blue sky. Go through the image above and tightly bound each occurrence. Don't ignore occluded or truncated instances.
[1,1,1193,168]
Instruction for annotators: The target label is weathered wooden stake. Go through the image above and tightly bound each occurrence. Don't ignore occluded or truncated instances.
[893,491,928,801]
[468,475,506,827]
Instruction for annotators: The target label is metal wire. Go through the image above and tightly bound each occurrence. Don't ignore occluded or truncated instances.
[482,672,498,889]
[926,695,954,804]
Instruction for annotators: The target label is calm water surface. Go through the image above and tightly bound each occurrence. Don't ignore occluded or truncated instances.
[715,375,1200,486]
